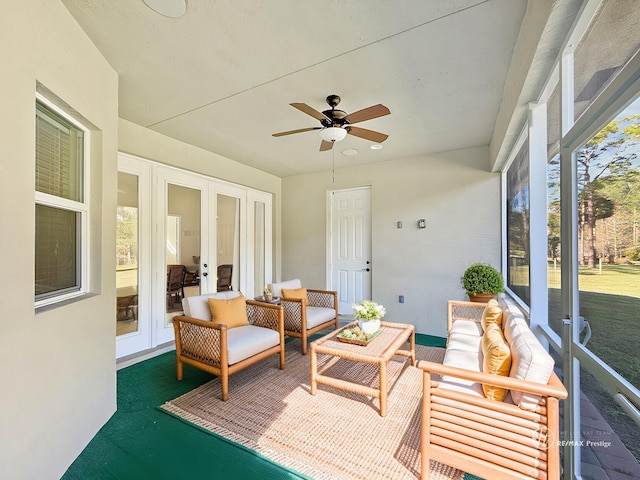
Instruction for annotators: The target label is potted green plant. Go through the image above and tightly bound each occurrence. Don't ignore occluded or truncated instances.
[263,286,273,302]
[461,263,504,302]
[351,300,386,334]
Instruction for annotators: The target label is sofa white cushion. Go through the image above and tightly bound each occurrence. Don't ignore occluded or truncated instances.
[441,347,484,397]
[226,325,281,365]
[449,319,483,337]
[440,328,484,397]
[306,306,335,328]
[182,291,240,320]
[501,299,555,410]
[443,345,482,372]
[269,279,302,298]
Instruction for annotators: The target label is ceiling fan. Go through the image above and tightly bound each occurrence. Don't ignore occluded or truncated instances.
[272,95,390,151]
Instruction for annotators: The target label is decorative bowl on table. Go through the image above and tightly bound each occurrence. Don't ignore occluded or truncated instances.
[337,325,382,346]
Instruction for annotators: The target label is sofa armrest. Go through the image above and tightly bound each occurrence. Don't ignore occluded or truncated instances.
[447,300,486,334]
[418,360,567,399]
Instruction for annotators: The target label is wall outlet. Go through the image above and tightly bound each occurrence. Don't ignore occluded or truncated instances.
[399,295,405,303]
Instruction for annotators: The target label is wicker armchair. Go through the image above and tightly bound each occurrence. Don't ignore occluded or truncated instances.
[173,291,285,401]
[216,264,233,291]
[269,279,338,355]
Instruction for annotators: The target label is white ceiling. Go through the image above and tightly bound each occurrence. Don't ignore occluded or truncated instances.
[61,0,527,177]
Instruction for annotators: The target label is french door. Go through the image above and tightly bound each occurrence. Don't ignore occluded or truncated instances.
[116,155,152,357]
[155,167,211,344]
[116,154,272,357]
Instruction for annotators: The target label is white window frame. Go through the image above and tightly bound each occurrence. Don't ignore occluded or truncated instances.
[35,94,90,308]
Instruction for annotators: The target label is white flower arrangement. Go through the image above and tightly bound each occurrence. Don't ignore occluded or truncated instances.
[351,300,386,321]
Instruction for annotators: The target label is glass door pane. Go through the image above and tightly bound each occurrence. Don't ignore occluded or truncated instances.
[253,201,266,298]
[216,193,240,292]
[575,98,640,474]
[116,172,139,336]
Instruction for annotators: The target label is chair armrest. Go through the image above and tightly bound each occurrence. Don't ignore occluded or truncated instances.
[307,289,338,309]
[246,300,284,333]
[417,360,567,399]
[173,315,226,367]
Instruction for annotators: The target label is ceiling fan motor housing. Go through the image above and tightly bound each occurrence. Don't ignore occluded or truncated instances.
[272,94,390,149]
[321,109,348,128]
[321,95,348,127]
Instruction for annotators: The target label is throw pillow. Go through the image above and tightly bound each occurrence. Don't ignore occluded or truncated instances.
[481,298,503,331]
[207,294,249,328]
[281,287,309,303]
[504,312,556,410]
[481,323,512,401]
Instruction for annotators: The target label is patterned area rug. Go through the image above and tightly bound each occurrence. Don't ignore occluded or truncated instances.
[160,339,463,480]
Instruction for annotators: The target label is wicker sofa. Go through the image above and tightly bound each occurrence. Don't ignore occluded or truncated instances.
[418,298,567,480]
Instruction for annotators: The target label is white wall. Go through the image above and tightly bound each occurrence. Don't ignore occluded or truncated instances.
[0,1,119,478]
[282,146,501,338]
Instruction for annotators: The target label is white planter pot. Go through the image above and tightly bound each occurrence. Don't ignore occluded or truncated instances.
[358,318,381,335]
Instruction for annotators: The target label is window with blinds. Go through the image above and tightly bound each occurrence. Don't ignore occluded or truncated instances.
[35,100,87,304]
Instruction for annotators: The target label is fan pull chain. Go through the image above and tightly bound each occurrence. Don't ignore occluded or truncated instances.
[332,141,335,183]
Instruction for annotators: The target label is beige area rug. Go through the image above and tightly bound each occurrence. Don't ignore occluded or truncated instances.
[160,339,463,480]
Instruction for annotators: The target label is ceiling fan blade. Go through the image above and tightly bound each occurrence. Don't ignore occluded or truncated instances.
[272,127,321,137]
[290,103,330,121]
[319,140,334,151]
[346,126,389,143]
[344,104,390,124]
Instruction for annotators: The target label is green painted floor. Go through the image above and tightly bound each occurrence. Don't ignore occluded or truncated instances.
[63,333,480,480]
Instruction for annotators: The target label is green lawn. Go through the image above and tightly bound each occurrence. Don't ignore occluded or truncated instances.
[547,263,640,387]
[547,263,640,462]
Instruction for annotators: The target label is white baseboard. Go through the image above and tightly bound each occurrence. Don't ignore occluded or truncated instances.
[116,341,175,370]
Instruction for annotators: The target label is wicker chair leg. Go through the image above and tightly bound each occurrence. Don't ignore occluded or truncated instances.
[221,375,229,401]
[176,360,183,381]
[301,331,308,355]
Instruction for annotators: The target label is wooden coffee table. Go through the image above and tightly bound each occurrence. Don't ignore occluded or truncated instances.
[309,321,415,417]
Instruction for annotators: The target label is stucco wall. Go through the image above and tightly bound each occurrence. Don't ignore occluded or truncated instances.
[282,146,501,338]
[0,1,119,478]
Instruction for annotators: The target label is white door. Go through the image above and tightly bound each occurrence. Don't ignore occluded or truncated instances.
[156,167,210,344]
[329,187,372,315]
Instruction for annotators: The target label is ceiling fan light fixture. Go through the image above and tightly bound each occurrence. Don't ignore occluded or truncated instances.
[320,127,347,143]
